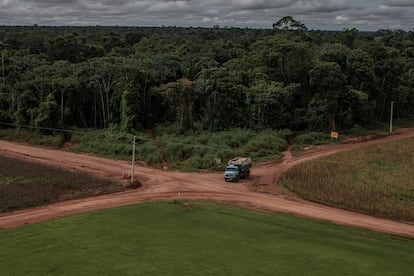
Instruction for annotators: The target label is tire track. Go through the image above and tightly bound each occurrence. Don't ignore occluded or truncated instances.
[1,128,414,237]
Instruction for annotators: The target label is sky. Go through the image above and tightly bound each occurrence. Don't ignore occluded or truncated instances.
[0,0,413,31]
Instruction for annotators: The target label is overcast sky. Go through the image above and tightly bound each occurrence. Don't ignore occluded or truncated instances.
[0,0,413,31]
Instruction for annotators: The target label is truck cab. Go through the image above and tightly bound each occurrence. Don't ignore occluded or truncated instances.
[224,164,241,182]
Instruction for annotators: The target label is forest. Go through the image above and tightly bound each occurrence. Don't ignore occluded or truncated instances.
[0,25,413,134]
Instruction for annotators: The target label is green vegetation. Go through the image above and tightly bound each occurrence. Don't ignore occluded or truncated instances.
[0,201,413,275]
[157,127,289,170]
[70,128,142,160]
[0,128,64,147]
[294,131,331,145]
[290,126,389,154]
[282,137,414,222]
[70,127,290,170]
[0,155,120,212]
[1,26,414,135]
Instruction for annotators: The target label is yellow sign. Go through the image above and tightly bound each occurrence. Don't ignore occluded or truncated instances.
[330,131,339,139]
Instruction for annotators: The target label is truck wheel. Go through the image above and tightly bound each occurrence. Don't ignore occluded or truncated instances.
[246,169,250,178]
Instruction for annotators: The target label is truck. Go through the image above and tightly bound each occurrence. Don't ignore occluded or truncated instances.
[224,157,252,182]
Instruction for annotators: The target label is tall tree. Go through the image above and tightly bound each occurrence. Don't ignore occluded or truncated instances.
[164,78,196,131]
[246,80,290,129]
[309,62,347,130]
[273,16,307,31]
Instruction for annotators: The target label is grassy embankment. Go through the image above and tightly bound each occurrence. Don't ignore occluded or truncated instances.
[0,155,119,212]
[0,201,413,275]
[0,127,291,170]
[282,137,414,222]
[1,121,413,171]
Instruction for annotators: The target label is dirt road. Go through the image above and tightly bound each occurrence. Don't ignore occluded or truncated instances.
[1,129,414,237]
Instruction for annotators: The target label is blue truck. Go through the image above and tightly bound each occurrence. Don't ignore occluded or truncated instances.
[224,157,252,182]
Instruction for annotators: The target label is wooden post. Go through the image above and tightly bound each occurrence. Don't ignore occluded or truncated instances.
[390,101,394,133]
[131,136,136,184]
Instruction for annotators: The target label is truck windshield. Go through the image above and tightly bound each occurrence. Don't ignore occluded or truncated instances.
[226,167,238,171]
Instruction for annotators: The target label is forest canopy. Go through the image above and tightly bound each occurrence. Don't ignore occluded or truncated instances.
[0,26,413,133]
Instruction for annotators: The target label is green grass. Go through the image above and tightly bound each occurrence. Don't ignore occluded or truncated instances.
[70,128,141,159]
[0,201,413,275]
[156,127,290,170]
[0,128,64,147]
[282,137,414,221]
[71,127,290,171]
[0,155,120,212]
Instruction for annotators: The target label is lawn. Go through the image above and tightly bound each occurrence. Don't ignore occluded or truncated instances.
[0,155,121,212]
[0,201,413,275]
[282,137,414,221]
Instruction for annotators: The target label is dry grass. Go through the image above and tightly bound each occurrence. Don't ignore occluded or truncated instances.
[282,137,414,222]
[0,155,122,212]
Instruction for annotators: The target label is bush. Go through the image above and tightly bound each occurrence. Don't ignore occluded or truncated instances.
[244,131,288,160]
[0,128,63,147]
[295,132,330,145]
[153,128,290,170]
[1,127,292,171]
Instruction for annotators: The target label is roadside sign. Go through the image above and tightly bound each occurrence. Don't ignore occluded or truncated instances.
[330,131,339,139]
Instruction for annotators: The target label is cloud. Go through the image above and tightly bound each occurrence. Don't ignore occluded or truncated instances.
[383,0,414,7]
[148,1,186,12]
[230,0,294,10]
[0,0,413,31]
[335,15,349,22]
[292,0,350,13]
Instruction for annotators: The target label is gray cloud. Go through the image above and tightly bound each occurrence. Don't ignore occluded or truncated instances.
[292,0,350,13]
[384,0,414,7]
[229,0,295,10]
[0,0,413,31]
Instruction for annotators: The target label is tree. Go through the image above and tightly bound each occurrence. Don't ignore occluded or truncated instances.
[163,78,196,131]
[120,89,139,131]
[33,93,58,129]
[194,66,226,130]
[246,80,290,129]
[309,62,347,130]
[50,61,77,122]
[249,36,312,85]
[80,57,120,128]
[48,33,86,63]
[363,42,404,120]
[273,16,307,31]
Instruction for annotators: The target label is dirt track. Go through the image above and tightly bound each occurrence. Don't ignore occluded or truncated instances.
[1,129,414,237]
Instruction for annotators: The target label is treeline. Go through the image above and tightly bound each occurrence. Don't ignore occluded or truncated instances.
[0,26,413,133]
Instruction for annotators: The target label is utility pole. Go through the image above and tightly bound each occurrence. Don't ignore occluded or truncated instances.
[1,42,10,89]
[1,50,4,88]
[390,101,394,133]
[131,136,136,184]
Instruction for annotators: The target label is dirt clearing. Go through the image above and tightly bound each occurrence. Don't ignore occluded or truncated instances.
[1,128,414,237]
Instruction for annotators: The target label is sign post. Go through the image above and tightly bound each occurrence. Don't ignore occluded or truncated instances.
[330,131,339,139]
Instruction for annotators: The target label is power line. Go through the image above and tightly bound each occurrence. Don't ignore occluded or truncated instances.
[0,121,279,156]
[0,99,406,157]
[0,122,92,134]
[251,100,397,130]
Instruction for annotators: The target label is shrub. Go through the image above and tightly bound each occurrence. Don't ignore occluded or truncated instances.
[295,132,330,145]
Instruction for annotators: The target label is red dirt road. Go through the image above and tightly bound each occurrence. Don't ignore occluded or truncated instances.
[1,129,414,237]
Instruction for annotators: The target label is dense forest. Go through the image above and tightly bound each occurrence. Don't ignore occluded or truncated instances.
[0,26,413,134]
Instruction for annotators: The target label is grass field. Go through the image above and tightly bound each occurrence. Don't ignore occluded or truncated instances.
[0,201,413,275]
[0,155,120,212]
[282,137,414,222]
